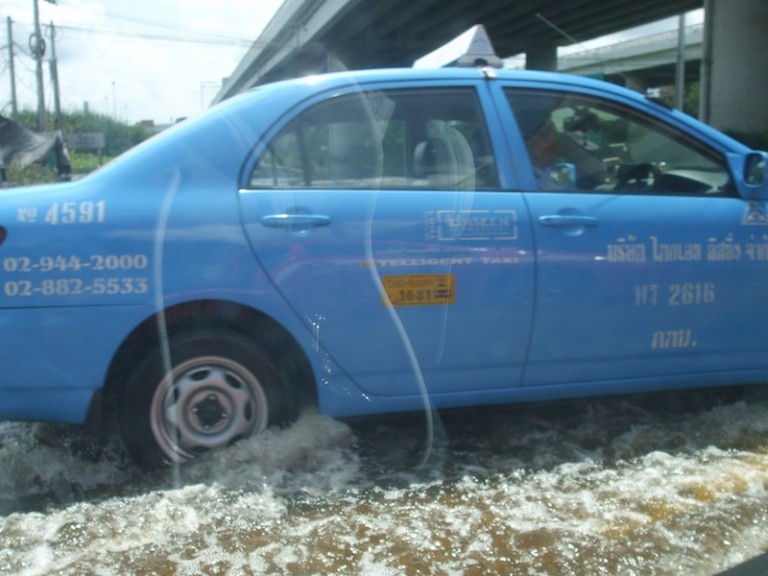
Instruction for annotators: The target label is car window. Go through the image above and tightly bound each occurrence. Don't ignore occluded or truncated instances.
[249,88,499,190]
[506,89,735,196]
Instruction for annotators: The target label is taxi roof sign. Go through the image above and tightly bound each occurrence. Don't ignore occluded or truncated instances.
[413,24,503,69]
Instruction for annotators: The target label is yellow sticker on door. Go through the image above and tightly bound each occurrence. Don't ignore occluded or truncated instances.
[382,274,455,307]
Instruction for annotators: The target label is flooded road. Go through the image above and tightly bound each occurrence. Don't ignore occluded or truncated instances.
[1,388,768,575]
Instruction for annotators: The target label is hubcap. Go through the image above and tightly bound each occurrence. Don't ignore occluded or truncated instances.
[150,355,269,461]
[193,394,228,430]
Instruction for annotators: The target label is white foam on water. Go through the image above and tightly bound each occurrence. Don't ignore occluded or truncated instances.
[1,398,767,575]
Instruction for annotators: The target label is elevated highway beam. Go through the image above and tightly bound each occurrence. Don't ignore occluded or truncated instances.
[215,0,703,97]
[214,0,767,138]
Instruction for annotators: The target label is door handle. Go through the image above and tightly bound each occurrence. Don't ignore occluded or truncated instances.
[261,213,331,228]
[538,215,598,228]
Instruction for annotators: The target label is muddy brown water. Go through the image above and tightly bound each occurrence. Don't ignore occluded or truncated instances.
[1,388,767,575]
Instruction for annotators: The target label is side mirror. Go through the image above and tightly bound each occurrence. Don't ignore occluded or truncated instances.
[727,151,768,199]
[745,152,765,186]
[546,162,577,187]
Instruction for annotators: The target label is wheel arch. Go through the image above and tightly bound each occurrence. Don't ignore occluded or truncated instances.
[100,299,318,425]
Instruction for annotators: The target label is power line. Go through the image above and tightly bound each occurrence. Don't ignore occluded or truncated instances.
[97,9,253,43]
[3,2,277,121]
[11,2,257,47]
[7,19,252,48]
[53,23,252,47]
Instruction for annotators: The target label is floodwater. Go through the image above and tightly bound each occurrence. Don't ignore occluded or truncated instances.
[1,388,768,576]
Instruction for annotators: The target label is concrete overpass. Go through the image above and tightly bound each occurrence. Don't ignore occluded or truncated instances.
[558,22,704,90]
[213,0,768,137]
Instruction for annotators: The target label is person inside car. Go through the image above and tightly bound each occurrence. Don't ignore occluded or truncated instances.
[515,101,607,190]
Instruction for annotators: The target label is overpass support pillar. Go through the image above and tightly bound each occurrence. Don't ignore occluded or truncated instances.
[704,0,768,137]
[526,41,558,71]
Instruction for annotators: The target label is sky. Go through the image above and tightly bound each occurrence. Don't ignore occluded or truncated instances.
[1,1,703,126]
[1,0,285,125]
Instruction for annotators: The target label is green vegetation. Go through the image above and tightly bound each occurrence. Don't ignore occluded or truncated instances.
[69,150,114,173]
[6,151,114,186]
[15,109,153,156]
[5,162,59,187]
[5,110,152,185]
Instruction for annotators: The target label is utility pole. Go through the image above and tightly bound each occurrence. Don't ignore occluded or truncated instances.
[6,17,18,120]
[699,0,714,124]
[48,21,62,129]
[675,13,686,111]
[31,0,58,131]
[32,0,46,130]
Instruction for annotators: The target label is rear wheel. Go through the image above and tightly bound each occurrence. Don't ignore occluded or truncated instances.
[118,331,291,469]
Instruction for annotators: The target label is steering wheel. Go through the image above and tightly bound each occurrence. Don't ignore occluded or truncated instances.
[614,163,659,192]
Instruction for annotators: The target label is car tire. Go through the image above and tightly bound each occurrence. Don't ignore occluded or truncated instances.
[118,330,291,469]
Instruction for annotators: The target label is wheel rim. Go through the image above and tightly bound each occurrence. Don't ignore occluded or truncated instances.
[150,355,269,461]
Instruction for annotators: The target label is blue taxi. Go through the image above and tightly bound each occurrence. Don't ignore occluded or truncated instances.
[1,62,767,468]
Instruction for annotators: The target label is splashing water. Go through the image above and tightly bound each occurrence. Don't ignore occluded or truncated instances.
[1,391,768,575]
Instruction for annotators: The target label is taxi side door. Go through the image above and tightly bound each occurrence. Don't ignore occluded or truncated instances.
[496,83,768,391]
[238,81,535,408]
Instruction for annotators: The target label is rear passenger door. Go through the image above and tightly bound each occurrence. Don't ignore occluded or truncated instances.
[239,84,535,399]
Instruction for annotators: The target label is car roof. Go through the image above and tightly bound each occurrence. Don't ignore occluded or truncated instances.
[248,66,632,99]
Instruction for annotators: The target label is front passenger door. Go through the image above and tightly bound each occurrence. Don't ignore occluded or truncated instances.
[504,87,768,388]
